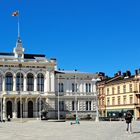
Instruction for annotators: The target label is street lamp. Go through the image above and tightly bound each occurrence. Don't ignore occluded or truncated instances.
[39,72,42,121]
[1,94,2,122]
[92,78,101,122]
[74,69,79,124]
[37,72,43,121]
[19,63,22,122]
[57,74,60,120]
[0,74,3,122]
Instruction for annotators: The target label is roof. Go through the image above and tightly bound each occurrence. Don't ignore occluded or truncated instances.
[55,70,95,74]
[0,52,14,56]
[24,54,46,59]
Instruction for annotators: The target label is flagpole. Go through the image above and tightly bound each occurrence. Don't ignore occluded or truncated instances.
[17,10,20,38]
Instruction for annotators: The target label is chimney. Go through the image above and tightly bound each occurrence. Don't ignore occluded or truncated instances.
[135,69,138,75]
[123,73,126,77]
[117,71,121,76]
[98,72,105,77]
[126,70,131,77]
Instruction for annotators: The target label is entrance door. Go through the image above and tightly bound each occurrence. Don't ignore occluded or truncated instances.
[6,101,12,118]
[28,101,33,118]
[17,101,23,118]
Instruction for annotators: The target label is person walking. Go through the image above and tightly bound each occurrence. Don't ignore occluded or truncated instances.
[125,111,133,134]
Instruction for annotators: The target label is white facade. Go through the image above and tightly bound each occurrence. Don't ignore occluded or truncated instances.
[0,37,98,120]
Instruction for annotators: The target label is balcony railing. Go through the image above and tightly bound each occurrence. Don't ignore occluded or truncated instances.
[1,91,47,96]
[55,91,97,96]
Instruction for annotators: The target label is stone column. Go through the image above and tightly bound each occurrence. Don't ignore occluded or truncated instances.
[49,72,51,92]
[24,76,27,91]
[34,76,37,92]
[35,97,39,118]
[2,76,5,92]
[46,71,50,93]
[2,97,6,120]
[44,76,47,93]
[13,74,16,91]
[13,98,17,118]
[25,98,28,118]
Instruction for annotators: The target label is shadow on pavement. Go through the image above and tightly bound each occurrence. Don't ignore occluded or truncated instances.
[132,131,140,134]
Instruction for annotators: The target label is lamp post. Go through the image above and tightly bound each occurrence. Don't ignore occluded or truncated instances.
[57,74,60,120]
[19,63,22,122]
[39,72,42,121]
[75,69,79,124]
[0,74,2,122]
[1,94,2,122]
[92,78,101,122]
[39,94,42,120]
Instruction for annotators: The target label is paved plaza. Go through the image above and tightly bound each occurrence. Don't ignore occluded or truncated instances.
[0,120,140,140]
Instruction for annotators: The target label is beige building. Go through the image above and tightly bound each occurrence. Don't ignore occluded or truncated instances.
[97,71,140,119]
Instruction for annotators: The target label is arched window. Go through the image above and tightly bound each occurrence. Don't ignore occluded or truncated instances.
[37,73,44,92]
[0,75,2,91]
[27,73,34,91]
[16,72,24,91]
[5,72,13,91]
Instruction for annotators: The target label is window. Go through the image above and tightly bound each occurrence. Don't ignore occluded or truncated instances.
[117,86,120,93]
[0,75,2,91]
[86,101,88,110]
[107,98,110,106]
[16,72,24,91]
[123,85,126,93]
[37,73,44,92]
[72,83,78,92]
[123,96,126,104]
[107,88,109,95]
[112,87,115,94]
[86,101,91,111]
[75,83,78,92]
[86,83,88,92]
[89,84,91,92]
[130,96,133,104]
[59,83,64,92]
[59,101,64,111]
[89,101,91,110]
[112,97,115,105]
[102,99,104,106]
[5,72,13,91]
[118,96,120,105]
[129,84,132,93]
[102,88,104,95]
[72,101,75,111]
[85,83,91,93]
[27,73,34,91]
[72,83,74,92]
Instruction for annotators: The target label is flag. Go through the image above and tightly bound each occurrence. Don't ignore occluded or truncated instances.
[12,11,19,16]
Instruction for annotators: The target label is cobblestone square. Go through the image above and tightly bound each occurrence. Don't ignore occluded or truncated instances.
[0,120,140,140]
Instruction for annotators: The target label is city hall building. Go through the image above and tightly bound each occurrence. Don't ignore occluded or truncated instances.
[0,36,98,120]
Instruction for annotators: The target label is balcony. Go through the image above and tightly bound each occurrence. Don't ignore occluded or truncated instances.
[55,92,96,97]
[1,91,47,97]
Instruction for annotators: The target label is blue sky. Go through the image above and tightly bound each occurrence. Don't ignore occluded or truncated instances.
[0,0,140,76]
